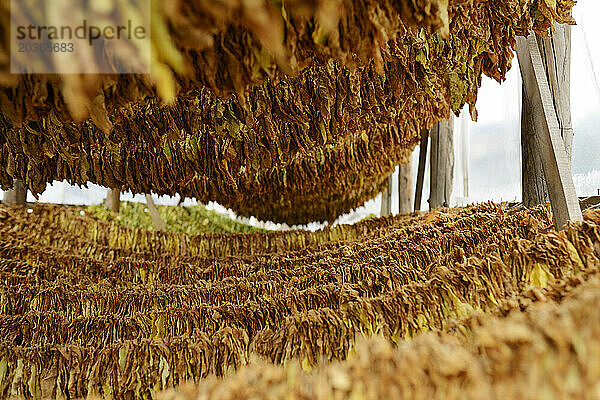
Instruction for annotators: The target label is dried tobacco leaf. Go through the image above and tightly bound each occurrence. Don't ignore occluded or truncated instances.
[0,204,599,397]
[0,0,576,224]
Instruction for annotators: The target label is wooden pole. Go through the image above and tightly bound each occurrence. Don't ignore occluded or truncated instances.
[460,111,470,198]
[522,81,550,207]
[521,26,572,207]
[3,180,26,206]
[106,189,120,213]
[145,194,167,231]
[429,118,454,210]
[414,129,429,211]
[380,174,393,217]
[516,32,582,229]
[398,161,412,214]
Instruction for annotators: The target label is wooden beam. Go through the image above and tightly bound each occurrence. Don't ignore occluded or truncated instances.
[516,33,582,229]
[509,196,600,211]
[580,196,600,211]
[429,118,454,210]
[398,161,412,214]
[380,174,393,217]
[539,26,573,156]
[414,129,429,211]
[522,25,572,207]
[3,179,26,206]
[145,194,167,231]
[106,189,121,213]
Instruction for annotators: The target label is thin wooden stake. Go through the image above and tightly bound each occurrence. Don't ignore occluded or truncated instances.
[145,194,167,231]
[380,175,393,217]
[106,189,121,213]
[398,161,412,214]
[429,118,454,210]
[459,111,470,198]
[3,180,26,206]
[516,33,582,229]
[414,129,429,211]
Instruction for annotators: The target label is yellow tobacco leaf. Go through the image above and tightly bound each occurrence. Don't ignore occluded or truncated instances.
[529,263,552,288]
[301,356,312,372]
[565,241,584,271]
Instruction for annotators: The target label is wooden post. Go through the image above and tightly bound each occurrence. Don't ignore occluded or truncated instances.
[3,180,26,206]
[521,26,572,207]
[398,161,412,214]
[516,32,582,229]
[380,175,393,217]
[522,81,549,207]
[429,118,454,210]
[145,194,167,231]
[106,189,120,213]
[459,111,470,198]
[414,129,429,211]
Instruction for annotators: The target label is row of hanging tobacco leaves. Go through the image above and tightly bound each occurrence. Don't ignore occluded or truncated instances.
[158,274,600,400]
[86,202,267,235]
[0,202,599,398]
[1,0,572,123]
[0,0,575,224]
[2,202,428,257]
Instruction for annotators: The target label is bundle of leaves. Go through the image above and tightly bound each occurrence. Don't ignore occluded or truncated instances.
[0,202,599,398]
[0,0,576,224]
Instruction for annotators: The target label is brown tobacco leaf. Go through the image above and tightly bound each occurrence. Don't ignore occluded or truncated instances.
[157,276,600,400]
[1,204,600,397]
[0,0,576,224]
[0,0,576,124]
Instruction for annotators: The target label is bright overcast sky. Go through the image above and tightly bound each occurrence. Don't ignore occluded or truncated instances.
[474,0,600,124]
[571,0,600,120]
